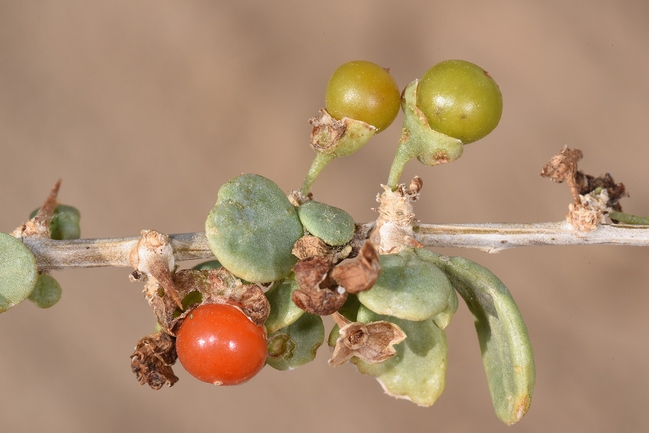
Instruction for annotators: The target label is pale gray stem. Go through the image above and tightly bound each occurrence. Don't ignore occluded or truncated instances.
[414,221,649,252]
[21,221,649,270]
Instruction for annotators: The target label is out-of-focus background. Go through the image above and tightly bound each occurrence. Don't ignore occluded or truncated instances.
[1,1,648,432]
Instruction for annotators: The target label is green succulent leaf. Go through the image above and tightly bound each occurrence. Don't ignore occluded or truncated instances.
[28,274,62,308]
[297,201,355,246]
[358,248,454,321]
[427,252,535,425]
[264,275,305,333]
[0,232,39,313]
[266,312,325,371]
[192,260,222,270]
[30,204,81,240]
[353,305,448,406]
[205,174,304,283]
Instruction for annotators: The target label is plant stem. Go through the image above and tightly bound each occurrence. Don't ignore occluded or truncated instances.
[414,221,649,252]
[301,153,335,195]
[386,142,417,190]
[21,222,649,270]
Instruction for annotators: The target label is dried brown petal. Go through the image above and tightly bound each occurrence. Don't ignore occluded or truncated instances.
[131,331,178,390]
[328,312,406,367]
[330,241,381,294]
[292,255,347,315]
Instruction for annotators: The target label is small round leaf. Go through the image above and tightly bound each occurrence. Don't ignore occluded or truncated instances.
[205,174,304,283]
[297,201,355,246]
[0,232,38,313]
[358,249,454,321]
[28,274,62,308]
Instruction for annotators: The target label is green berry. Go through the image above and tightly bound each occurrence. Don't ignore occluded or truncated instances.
[416,60,503,144]
[325,60,400,133]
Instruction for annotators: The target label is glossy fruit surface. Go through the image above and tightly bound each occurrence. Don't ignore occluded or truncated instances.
[325,60,400,132]
[176,304,267,385]
[416,60,503,144]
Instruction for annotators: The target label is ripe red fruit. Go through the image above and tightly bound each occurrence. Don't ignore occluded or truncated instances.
[175,303,267,385]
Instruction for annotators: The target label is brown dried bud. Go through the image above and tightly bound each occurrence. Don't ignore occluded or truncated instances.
[328,312,407,367]
[330,241,380,294]
[131,331,178,390]
[292,255,347,316]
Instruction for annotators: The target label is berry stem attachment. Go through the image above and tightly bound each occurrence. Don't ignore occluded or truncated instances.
[386,80,463,190]
[301,152,335,196]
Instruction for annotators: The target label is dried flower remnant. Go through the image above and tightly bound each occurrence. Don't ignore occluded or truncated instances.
[292,255,347,316]
[575,172,627,212]
[328,312,406,367]
[540,146,583,204]
[131,331,179,390]
[541,147,630,231]
[330,241,381,294]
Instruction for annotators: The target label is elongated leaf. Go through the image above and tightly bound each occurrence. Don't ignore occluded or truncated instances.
[428,252,535,425]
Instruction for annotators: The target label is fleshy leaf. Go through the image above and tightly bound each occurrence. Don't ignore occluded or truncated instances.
[358,249,454,321]
[205,174,304,283]
[426,252,535,425]
[28,274,62,308]
[0,232,38,312]
[192,260,222,270]
[264,275,305,333]
[266,313,324,371]
[297,201,355,246]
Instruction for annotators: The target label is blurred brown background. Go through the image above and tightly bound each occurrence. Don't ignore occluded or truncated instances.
[2,1,649,432]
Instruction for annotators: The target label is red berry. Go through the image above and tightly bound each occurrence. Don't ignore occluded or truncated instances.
[175,303,267,385]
